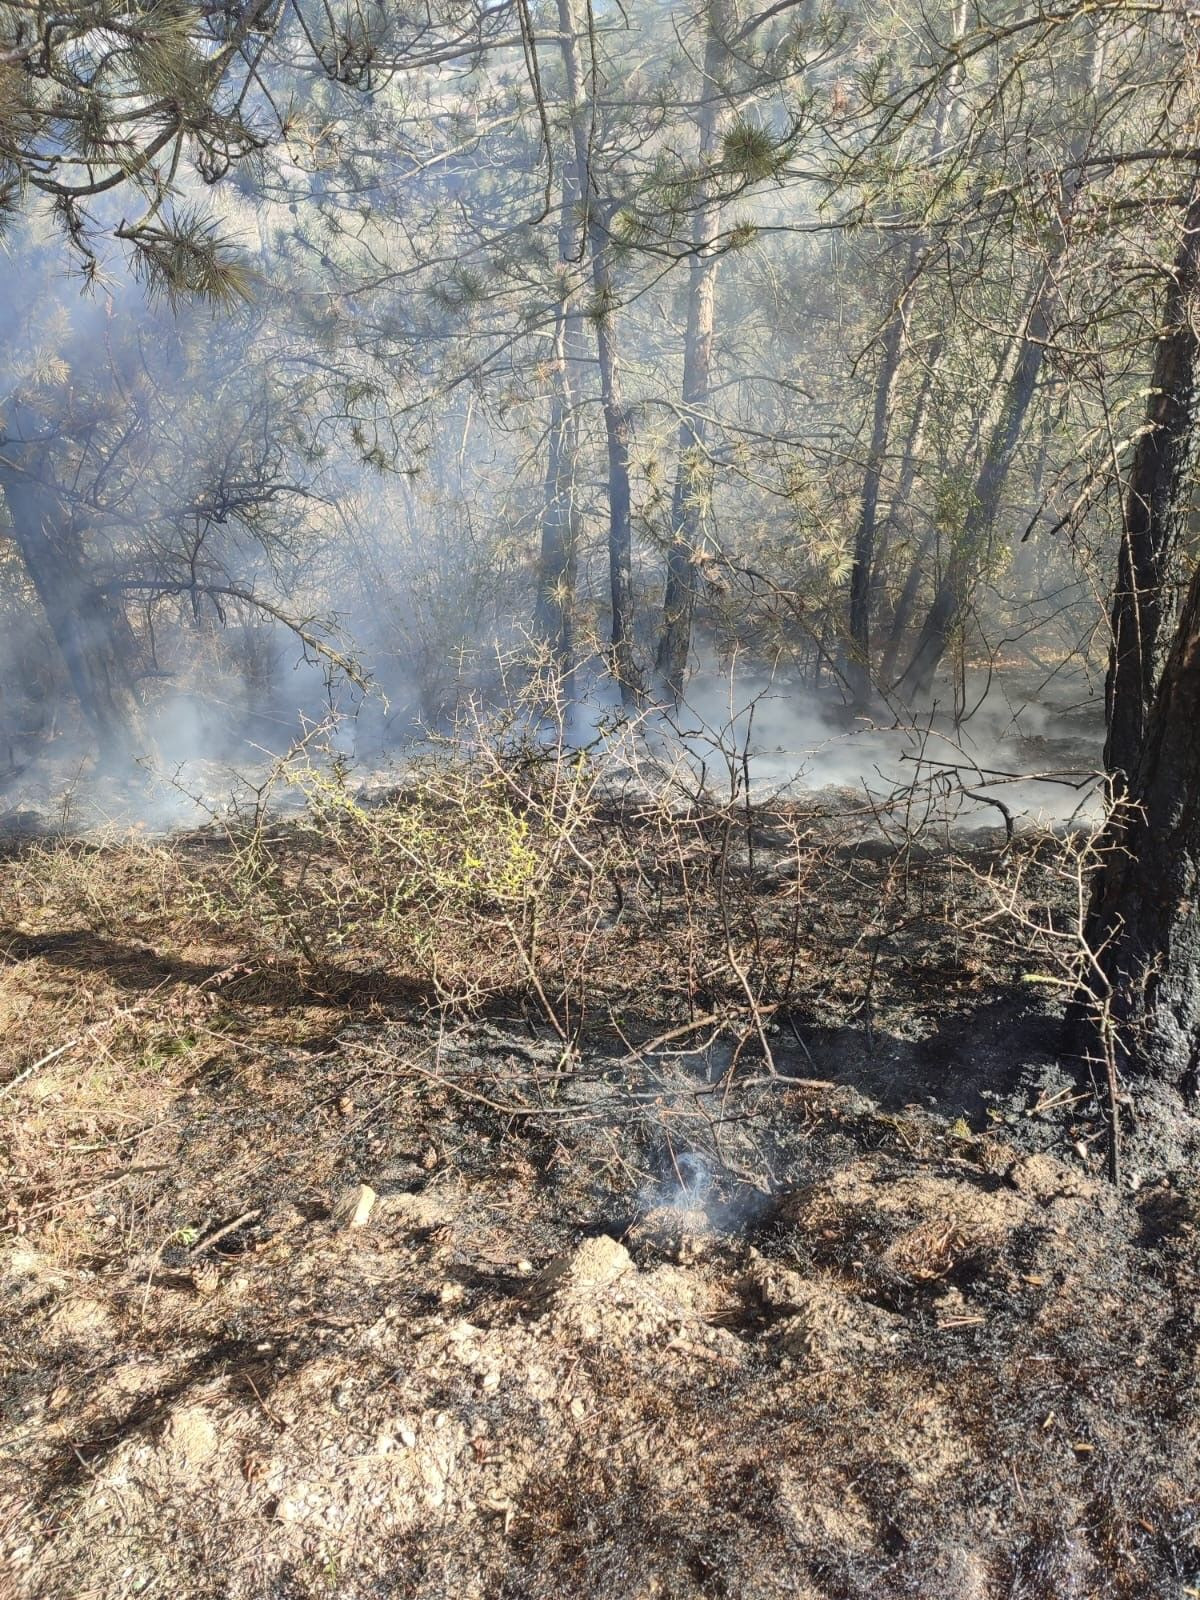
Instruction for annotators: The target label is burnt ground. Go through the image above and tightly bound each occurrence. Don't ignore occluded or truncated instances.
[2,797,1200,1600]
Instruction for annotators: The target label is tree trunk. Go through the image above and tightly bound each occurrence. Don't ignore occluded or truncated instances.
[535,157,588,675]
[895,286,1052,700]
[556,0,641,701]
[880,526,936,688]
[655,0,731,701]
[0,452,143,763]
[1085,551,1200,1088]
[846,0,965,708]
[1103,190,1200,783]
[895,26,1100,703]
[535,337,579,672]
[877,348,942,685]
[593,299,640,699]
[847,295,908,707]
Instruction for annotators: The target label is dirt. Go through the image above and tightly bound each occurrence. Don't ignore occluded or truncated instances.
[1,770,1199,1600]
[3,988,1200,1600]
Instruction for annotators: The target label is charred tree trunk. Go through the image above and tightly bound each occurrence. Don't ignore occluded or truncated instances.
[655,0,730,701]
[556,0,641,701]
[0,449,143,762]
[1103,192,1200,784]
[1085,553,1200,1088]
[880,526,935,688]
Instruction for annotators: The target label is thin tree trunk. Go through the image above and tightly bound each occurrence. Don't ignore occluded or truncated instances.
[846,0,965,707]
[593,297,639,699]
[0,453,143,762]
[556,0,641,701]
[1103,190,1200,783]
[847,297,908,707]
[896,28,1100,703]
[655,0,731,700]
[535,338,579,671]
[895,284,1053,700]
[535,160,587,674]
[877,346,942,684]
[881,530,935,689]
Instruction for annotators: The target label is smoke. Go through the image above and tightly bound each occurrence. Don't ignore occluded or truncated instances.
[606,660,1105,831]
[0,0,1118,836]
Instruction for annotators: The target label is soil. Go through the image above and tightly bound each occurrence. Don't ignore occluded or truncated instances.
[2,764,1199,1599]
[5,999,1200,1597]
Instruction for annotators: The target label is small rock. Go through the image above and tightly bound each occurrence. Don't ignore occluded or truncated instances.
[1007,1153,1096,1202]
[332,1183,377,1229]
[531,1235,632,1301]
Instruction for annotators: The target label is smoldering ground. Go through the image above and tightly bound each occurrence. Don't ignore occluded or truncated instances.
[4,991,1199,1600]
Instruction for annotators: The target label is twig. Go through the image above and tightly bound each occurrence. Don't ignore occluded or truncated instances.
[618,1014,722,1061]
[0,1038,82,1100]
[190,1208,262,1257]
[960,787,1015,845]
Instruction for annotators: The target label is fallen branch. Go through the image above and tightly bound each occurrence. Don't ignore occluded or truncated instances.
[0,1037,82,1100]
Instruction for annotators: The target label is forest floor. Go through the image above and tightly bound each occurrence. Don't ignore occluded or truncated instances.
[2,724,1200,1599]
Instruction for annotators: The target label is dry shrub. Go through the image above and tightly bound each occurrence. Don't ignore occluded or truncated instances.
[176,674,832,1048]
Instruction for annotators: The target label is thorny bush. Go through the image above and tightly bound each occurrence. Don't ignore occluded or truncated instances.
[174,677,1103,1080]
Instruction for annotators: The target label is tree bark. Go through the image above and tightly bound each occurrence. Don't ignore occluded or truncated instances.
[535,328,579,671]
[535,154,588,675]
[1085,551,1200,1088]
[846,0,965,707]
[593,290,640,699]
[655,0,731,701]
[1103,190,1200,784]
[895,26,1099,703]
[877,347,942,685]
